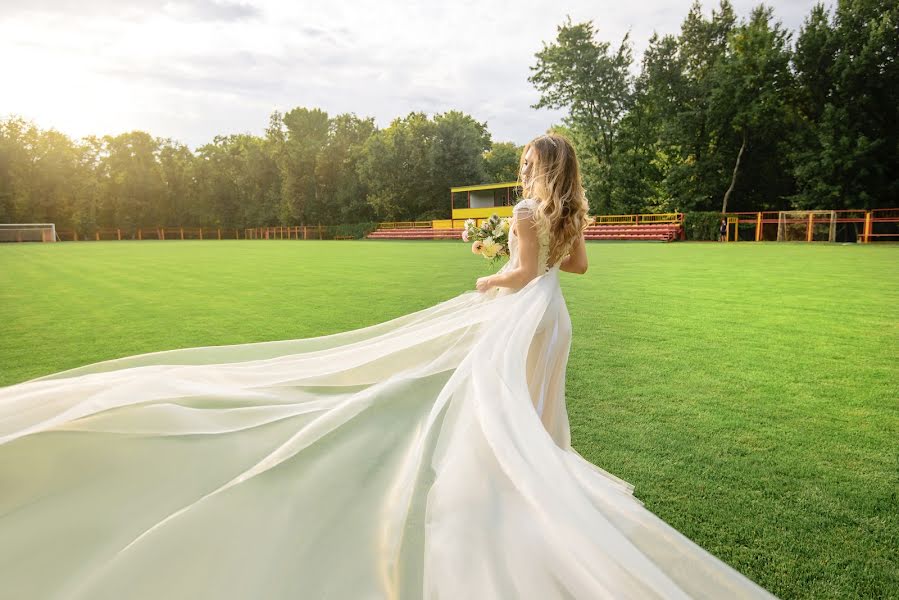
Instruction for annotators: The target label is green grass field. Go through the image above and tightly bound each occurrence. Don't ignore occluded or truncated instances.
[1,240,897,599]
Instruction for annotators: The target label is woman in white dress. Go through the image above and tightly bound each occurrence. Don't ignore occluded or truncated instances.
[0,133,779,599]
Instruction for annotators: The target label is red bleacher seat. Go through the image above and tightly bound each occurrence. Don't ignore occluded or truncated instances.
[584,224,681,241]
[367,228,465,240]
[366,223,683,242]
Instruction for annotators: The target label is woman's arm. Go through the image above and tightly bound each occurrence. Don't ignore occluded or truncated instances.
[476,212,540,292]
[559,232,588,274]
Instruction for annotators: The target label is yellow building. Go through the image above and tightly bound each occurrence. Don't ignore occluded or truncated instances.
[432,182,521,229]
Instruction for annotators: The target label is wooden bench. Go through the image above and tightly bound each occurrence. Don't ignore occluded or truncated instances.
[334,235,356,240]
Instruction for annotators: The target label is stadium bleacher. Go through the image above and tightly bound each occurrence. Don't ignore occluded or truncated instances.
[366,222,684,242]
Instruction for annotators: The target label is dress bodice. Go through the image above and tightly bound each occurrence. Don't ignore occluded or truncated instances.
[485,198,562,299]
[507,197,559,274]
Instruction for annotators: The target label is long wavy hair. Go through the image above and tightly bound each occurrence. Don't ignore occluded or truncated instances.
[517,133,591,267]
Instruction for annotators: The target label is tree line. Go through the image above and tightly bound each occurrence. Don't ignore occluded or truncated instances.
[0,0,895,233]
[0,109,517,231]
[534,0,897,214]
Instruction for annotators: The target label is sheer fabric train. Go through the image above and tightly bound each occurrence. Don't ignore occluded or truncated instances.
[0,199,778,599]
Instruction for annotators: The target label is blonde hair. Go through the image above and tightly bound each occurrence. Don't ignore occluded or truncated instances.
[517,133,590,267]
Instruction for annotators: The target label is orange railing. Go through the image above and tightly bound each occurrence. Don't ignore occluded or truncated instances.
[376,221,435,229]
[593,213,684,225]
[56,227,244,241]
[722,209,899,242]
[53,226,343,241]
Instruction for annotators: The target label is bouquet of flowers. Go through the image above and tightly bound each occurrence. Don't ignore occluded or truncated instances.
[461,214,511,265]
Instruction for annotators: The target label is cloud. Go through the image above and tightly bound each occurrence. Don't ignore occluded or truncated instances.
[0,0,262,22]
[163,1,261,23]
[0,0,833,150]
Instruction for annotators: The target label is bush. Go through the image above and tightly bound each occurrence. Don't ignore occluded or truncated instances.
[684,212,723,241]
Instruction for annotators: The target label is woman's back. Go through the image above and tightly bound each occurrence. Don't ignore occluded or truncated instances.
[485,197,564,301]
[509,197,554,273]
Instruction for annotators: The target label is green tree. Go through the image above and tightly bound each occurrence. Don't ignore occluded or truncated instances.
[666,1,737,211]
[529,17,634,208]
[484,142,522,184]
[158,139,198,226]
[278,107,330,225]
[101,131,165,230]
[70,135,105,233]
[790,0,899,209]
[195,136,243,228]
[311,113,376,225]
[425,110,491,219]
[0,117,31,222]
[358,112,436,221]
[712,5,795,213]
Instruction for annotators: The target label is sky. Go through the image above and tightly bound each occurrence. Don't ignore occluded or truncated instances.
[0,0,832,149]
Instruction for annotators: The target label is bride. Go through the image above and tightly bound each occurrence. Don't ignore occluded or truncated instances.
[0,133,779,599]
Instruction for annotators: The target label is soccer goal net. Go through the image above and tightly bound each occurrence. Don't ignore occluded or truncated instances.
[0,223,58,242]
[776,211,836,242]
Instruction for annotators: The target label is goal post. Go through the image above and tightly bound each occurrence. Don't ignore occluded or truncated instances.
[0,223,58,242]
[776,211,836,242]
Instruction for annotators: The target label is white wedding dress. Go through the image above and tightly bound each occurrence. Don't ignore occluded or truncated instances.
[0,198,779,599]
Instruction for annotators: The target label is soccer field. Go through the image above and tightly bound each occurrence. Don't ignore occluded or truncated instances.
[1,240,897,598]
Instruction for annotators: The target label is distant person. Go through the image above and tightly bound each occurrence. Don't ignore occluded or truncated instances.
[719,218,728,242]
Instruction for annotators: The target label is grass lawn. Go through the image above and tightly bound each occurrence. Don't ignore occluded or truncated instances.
[1,239,897,599]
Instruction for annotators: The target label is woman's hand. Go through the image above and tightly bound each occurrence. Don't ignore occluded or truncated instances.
[475,275,494,293]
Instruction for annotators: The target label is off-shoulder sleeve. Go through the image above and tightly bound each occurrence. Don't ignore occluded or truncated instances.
[512,198,536,220]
